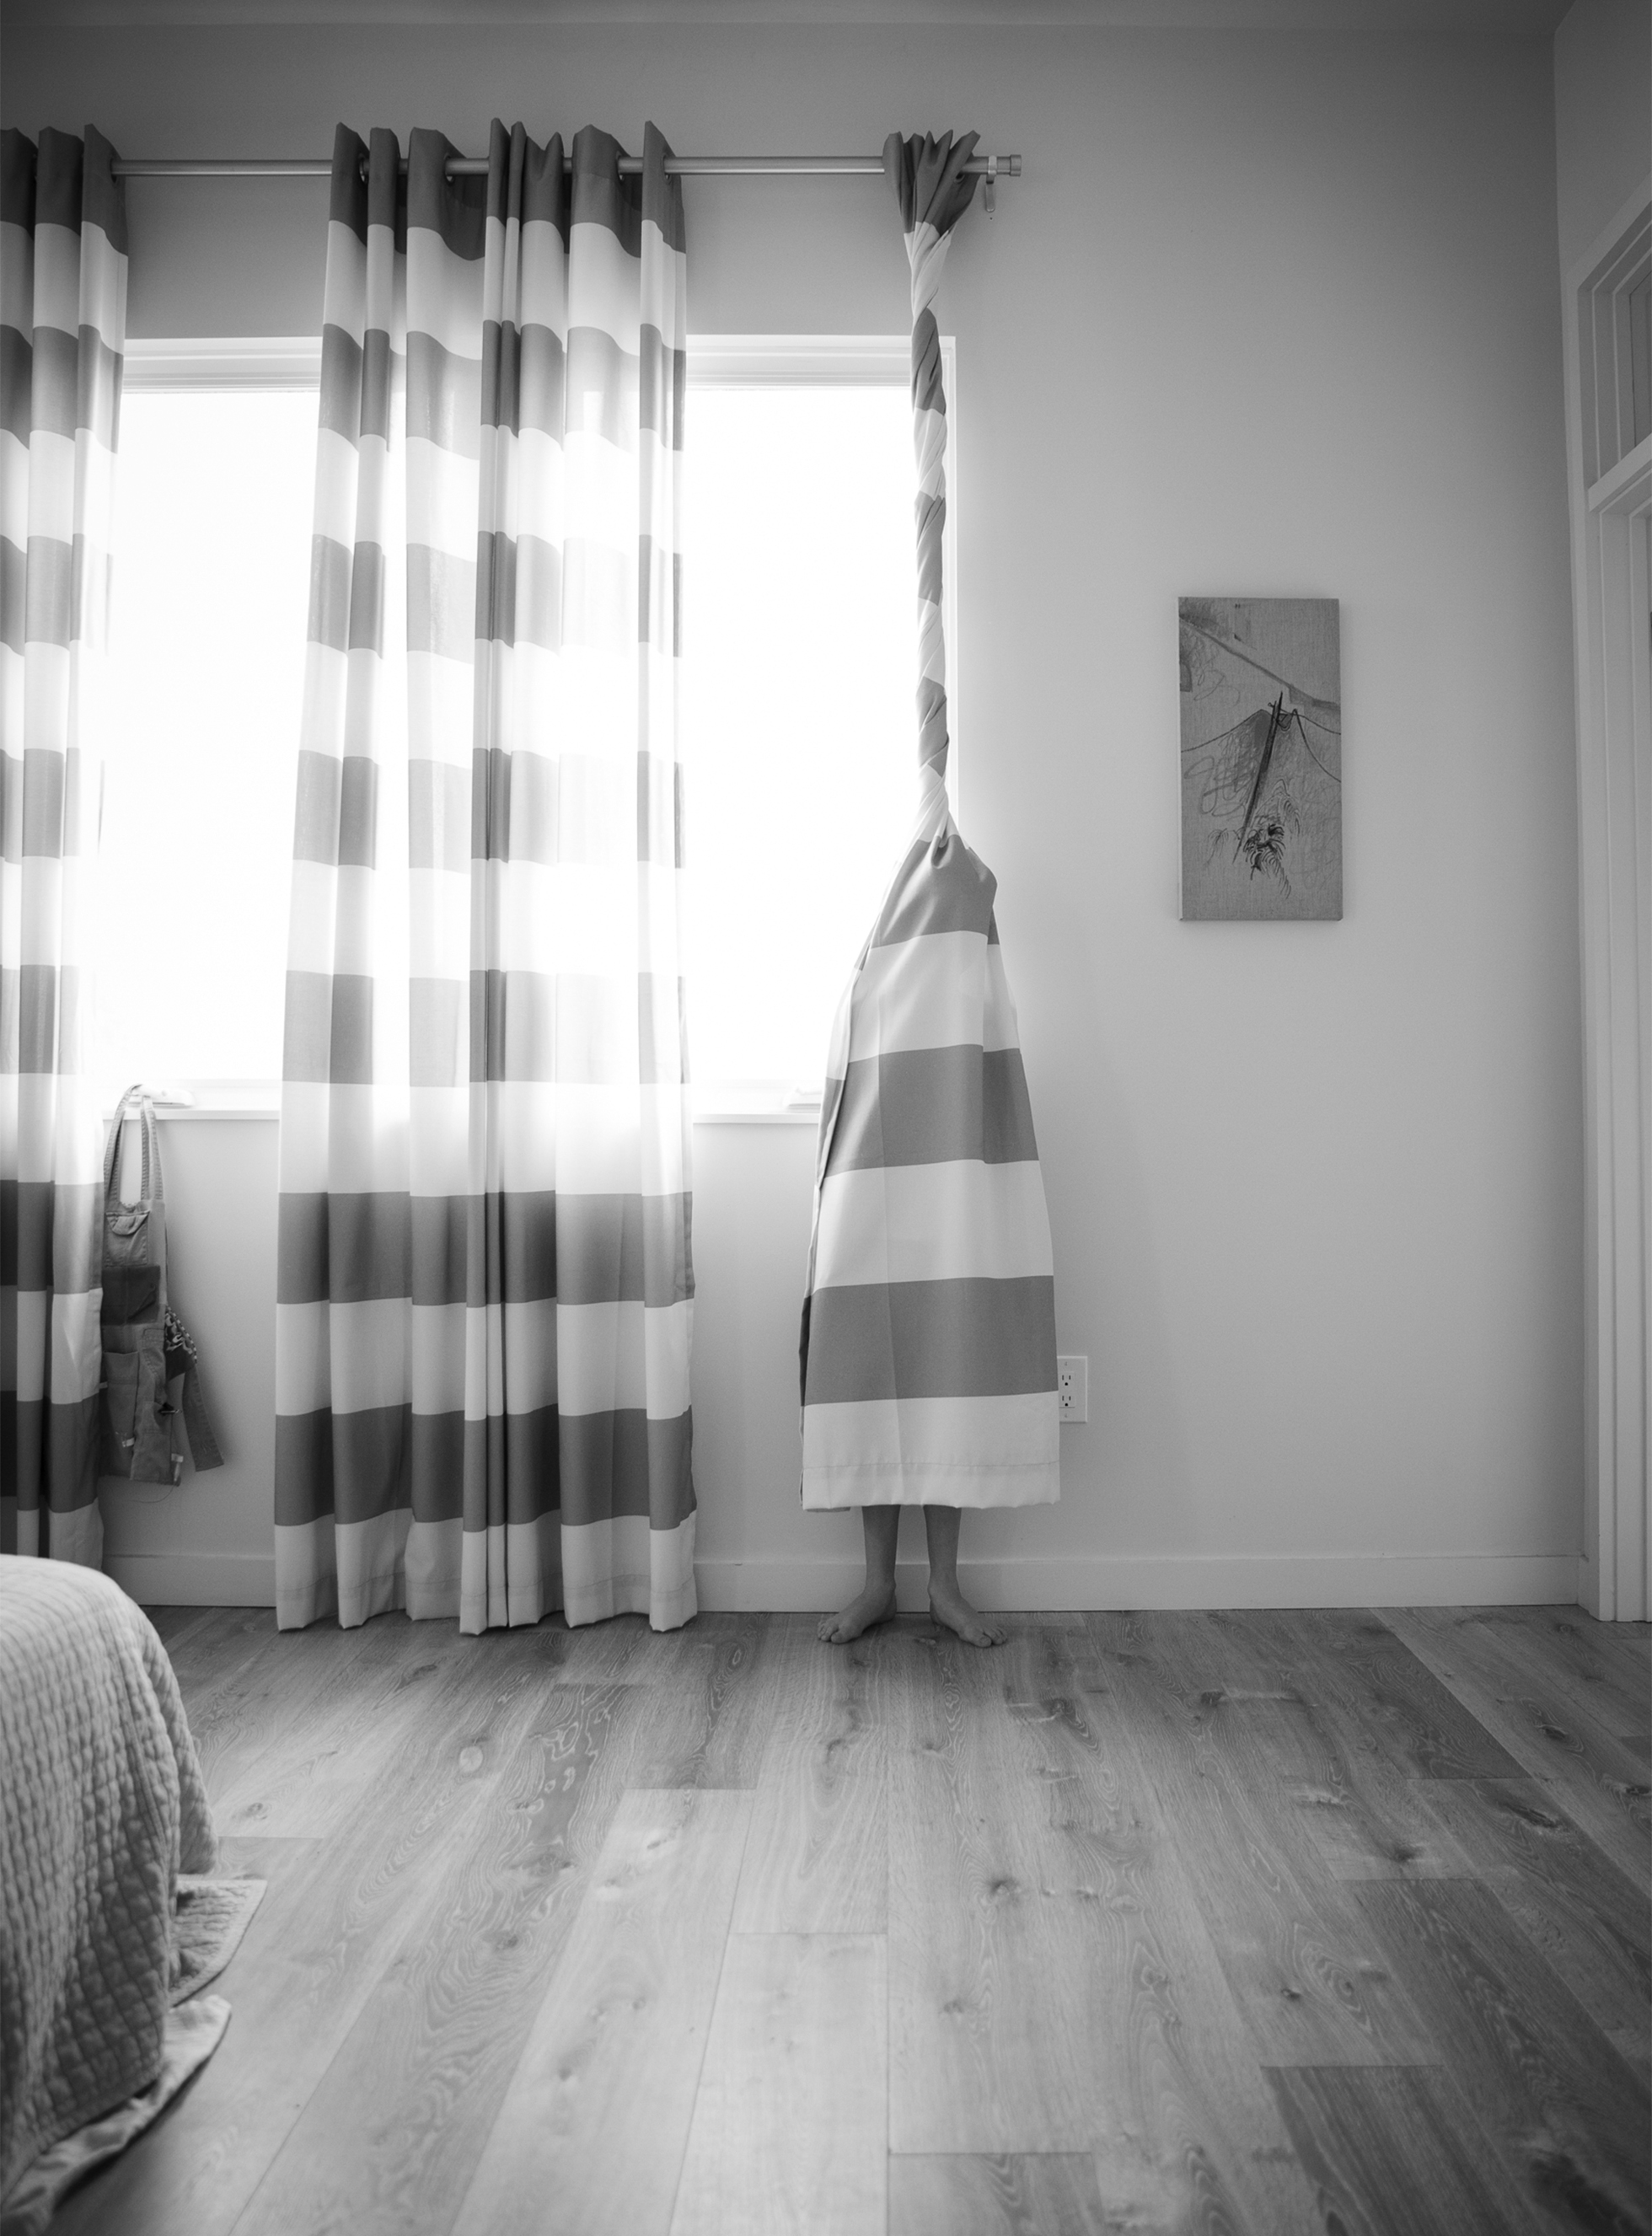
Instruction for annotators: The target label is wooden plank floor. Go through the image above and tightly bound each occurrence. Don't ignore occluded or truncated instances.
[52,1602,1650,2236]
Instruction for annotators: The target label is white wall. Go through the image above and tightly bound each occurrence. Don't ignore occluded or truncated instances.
[1553,0,1651,273]
[5,22,1584,1609]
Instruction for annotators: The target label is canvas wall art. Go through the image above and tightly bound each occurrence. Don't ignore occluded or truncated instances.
[1179,596,1342,920]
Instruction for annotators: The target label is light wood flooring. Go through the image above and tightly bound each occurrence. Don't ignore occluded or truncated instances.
[55,1601,1651,2236]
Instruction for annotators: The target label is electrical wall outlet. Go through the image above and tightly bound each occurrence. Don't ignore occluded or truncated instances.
[1057,1355,1087,1423]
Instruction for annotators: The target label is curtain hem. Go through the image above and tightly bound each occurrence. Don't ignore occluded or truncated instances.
[802,1466,1060,1511]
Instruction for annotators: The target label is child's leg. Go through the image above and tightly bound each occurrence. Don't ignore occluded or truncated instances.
[818,1504,900,1644]
[923,1504,1006,1649]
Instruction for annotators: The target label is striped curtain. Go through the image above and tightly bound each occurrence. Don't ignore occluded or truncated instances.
[1,130,127,1566]
[276,121,695,1634]
[798,131,1059,1512]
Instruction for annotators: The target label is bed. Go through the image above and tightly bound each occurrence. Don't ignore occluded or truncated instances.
[0,1557,243,2228]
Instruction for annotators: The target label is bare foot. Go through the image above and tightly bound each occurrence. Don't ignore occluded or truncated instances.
[927,1578,1006,1648]
[818,1580,897,1644]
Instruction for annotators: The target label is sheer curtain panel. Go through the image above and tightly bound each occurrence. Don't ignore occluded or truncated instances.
[276,121,696,1633]
[798,131,1060,1512]
[1,129,127,1565]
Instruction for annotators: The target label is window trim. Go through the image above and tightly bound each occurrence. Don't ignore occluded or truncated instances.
[123,335,322,390]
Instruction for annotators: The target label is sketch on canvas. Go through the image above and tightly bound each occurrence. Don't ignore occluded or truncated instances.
[1179,597,1342,920]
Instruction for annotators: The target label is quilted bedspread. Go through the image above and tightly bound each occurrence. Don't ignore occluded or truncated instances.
[0,1557,217,2196]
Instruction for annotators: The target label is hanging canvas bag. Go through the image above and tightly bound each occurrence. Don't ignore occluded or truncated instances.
[99,1087,223,1484]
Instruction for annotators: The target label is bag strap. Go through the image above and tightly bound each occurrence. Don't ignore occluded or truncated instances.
[138,1093,164,1211]
[104,1087,167,1210]
[104,1084,142,1200]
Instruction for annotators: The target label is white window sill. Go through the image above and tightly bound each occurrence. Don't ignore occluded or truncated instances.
[693,1084,822,1125]
[101,1082,281,1122]
[100,1084,823,1127]
[693,1107,820,1127]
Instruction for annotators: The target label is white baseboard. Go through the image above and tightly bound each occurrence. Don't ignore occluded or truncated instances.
[693,1550,1583,1614]
[108,1546,1580,1615]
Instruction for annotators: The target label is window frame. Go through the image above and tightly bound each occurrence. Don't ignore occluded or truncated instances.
[105,335,959,1126]
[122,335,322,394]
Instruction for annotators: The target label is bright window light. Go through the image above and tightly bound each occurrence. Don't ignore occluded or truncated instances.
[97,364,931,1108]
[99,388,315,1092]
[681,382,925,1101]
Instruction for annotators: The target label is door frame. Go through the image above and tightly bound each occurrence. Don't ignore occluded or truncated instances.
[1562,180,1652,1622]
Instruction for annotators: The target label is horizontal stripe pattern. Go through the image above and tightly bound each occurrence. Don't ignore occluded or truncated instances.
[269,1505,695,1633]
[846,930,1021,1063]
[813,1160,1052,1290]
[275,1400,691,1531]
[805,1277,1055,1404]
[2,126,126,1559]
[2,745,91,865]
[3,533,114,653]
[870,826,996,947]
[402,748,682,872]
[277,1188,691,1307]
[273,1290,689,1421]
[799,134,1056,1509]
[281,968,689,1087]
[802,1391,1059,1509]
[1,1178,104,1291]
[829,1043,1037,1171]
[2,126,127,252]
[276,117,694,1632]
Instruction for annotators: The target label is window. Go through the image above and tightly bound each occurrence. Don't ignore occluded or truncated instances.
[681,337,957,1109]
[98,342,319,1101]
[97,335,952,1114]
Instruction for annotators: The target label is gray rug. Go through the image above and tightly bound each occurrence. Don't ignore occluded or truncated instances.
[0,1875,265,2236]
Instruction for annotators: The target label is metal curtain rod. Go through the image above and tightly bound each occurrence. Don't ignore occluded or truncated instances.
[110,153,1021,180]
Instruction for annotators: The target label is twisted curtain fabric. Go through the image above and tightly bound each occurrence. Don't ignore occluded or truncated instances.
[276,121,695,1633]
[799,131,1059,1511]
[1,130,127,1565]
